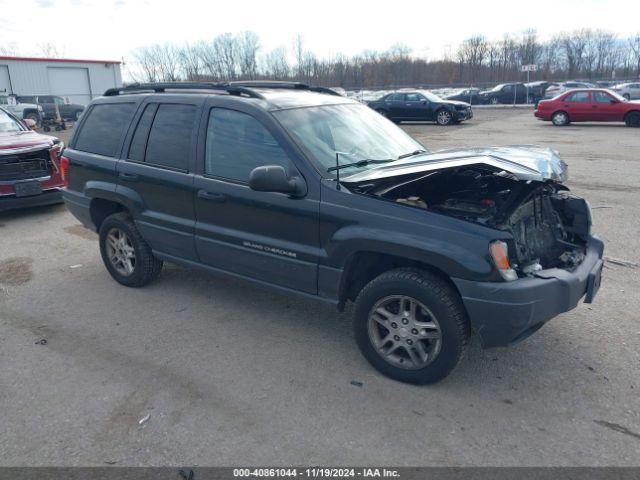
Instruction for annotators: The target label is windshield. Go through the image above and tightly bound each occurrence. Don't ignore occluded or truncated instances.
[0,109,25,133]
[274,103,426,176]
[491,84,506,92]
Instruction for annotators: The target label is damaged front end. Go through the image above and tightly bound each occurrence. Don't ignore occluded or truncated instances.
[343,146,592,279]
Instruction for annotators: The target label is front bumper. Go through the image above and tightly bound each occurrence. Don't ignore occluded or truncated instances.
[454,108,473,121]
[0,188,62,212]
[453,236,604,348]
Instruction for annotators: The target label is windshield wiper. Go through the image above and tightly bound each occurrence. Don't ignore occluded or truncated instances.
[327,158,394,173]
[397,149,427,159]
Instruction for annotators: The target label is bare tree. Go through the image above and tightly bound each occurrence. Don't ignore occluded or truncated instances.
[237,31,260,79]
[213,33,239,80]
[629,33,640,76]
[262,47,290,78]
[37,42,65,58]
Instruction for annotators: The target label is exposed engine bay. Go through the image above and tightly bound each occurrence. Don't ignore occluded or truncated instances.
[351,165,591,276]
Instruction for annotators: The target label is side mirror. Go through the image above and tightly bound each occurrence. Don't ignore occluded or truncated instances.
[610,99,618,104]
[249,165,306,197]
[422,100,428,105]
[23,118,37,130]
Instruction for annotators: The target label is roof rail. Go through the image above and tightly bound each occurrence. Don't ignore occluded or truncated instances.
[103,81,341,98]
[103,82,265,98]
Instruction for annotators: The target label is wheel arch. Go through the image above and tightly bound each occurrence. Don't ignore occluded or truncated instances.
[623,109,640,122]
[337,250,462,310]
[85,181,145,231]
[89,198,127,232]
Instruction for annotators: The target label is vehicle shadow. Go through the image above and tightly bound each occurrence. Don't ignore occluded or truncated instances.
[150,262,597,393]
[0,203,65,223]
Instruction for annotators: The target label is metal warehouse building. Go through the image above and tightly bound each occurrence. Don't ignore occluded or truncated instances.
[0,56,122,106]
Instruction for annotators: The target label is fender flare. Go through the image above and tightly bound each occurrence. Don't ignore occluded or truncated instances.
[84,181,146,217]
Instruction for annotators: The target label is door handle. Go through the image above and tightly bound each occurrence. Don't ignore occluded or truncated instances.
[198,190,226,203]
[118,172,139,181]
[591,105,597,108]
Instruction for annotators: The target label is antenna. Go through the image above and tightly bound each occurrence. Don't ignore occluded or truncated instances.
[335,152,341,190]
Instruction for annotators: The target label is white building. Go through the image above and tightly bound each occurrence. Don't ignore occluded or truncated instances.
[0,56,122,106]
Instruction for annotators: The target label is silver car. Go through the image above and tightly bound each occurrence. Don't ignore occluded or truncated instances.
[544,81,597,99]
[612,82,640,100]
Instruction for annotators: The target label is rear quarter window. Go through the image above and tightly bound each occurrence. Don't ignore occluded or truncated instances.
[74,103,136,157]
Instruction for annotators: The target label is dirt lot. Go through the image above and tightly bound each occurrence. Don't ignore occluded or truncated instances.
[1,108,639,466]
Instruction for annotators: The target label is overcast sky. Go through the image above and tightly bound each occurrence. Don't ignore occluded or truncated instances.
[1,0,639,69]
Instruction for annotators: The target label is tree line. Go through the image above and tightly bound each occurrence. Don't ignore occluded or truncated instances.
[127,29,640,88]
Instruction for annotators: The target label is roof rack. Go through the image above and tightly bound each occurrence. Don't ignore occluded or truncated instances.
[103,81,341,98]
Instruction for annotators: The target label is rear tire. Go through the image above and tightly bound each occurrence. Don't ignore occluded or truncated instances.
[99,212,163,287]
[552,111,570,126]
[353,268,470,384]
[625,112,640,127]
[25,112,40,125]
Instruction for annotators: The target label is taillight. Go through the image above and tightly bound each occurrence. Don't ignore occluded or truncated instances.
[60,155,70,187]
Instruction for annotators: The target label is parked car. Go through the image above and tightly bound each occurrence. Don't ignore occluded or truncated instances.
[478,83,533,104]
[535,89,640,126]
[0,107,64,211]
[611,82,640,100]
[61,81,603,384]
[367,90,472,125]
[17,95,85,121]
[0,94,43,125]
[596,80,618,88]
[525,81,557,100]
[544,81,597,99]
[444,88,483,105]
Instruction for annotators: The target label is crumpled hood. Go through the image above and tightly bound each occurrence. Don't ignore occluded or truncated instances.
[341,145,568,184]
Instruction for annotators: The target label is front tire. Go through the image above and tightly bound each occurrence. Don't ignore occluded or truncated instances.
[489,97,500,105]
[623,94,631,101]
[353,269,470,384]
[552,111,570,126]
[435,109,453,126]
[99,212,163,287]
[625,112,640,127]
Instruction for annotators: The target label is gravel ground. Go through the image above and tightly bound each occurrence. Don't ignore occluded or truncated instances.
[1,108,639,466]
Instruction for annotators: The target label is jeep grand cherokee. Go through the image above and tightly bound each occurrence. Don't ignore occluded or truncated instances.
[61,81,603,384]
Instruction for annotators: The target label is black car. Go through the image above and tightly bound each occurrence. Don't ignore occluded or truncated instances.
[17,95,85,121]
[367,90,472,125]
[444,88,483,105]
[61,81,603,384]
[479,83,534,105]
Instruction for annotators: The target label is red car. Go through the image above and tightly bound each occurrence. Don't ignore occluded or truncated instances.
[0,107,65,211]
[535,89,640,127]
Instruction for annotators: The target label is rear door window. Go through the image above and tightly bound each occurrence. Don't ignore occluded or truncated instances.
[592,91,613,103]
[405,93,424,102]
[565,92,590,102]
[127,104,157,162]
[74,103,136,157]
[143,104,197,171]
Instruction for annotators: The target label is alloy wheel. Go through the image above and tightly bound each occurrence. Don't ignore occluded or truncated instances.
[367,295,442,370]
[553,112,568,126]
[437,110,452,125]
[105,228,136,276]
